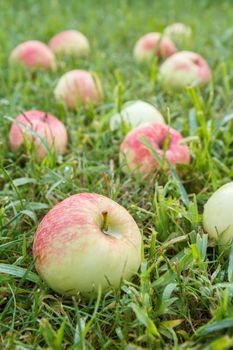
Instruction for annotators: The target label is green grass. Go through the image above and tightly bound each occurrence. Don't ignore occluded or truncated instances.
[2,0,233,348]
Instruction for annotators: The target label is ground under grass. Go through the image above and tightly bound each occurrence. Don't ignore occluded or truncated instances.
[1,0,233,349]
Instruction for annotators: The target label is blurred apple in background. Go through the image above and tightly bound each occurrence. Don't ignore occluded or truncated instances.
[9,40,56,70]
[133,32,177,63]
[120,123,190,176]
[9,110,67,160]
[159,51,211,89]
[33,193,141,295]
[49,30,90,58]
[164,23,192,44]
[110,100,165,131]
[54,69,103,109]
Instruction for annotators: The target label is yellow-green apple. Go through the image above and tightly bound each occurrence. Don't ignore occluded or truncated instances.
[133,32,177,63]
[120,123,190,175]
[33,193,141,295]
[9,40,56,70]
[49,30,90,58]
[159,51,211,88]
[164,23,192,43]
[54,69,103,109]
[110,100,165,131]
[9,110,67,160]
[203,182,233,245]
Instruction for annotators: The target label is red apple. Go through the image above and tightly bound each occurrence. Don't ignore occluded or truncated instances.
[133,32,177,63]
[159,51,211,88]
[33,193,141,295]
[9,110,68,159]
[54,69,103,109]
[120,123,190,175]
[9,40,56,70]
[49,30,90,58]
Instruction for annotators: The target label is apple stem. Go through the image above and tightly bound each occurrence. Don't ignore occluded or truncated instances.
[101,211,108,232]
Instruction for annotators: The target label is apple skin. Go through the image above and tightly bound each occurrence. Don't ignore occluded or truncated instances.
[133,32,177,63]
[159,51,211,89]
[110,100,165,131]
[9,110,68,160]
[164,23,192,43]
[120,123,190,175]
[203,183,233,245]
[33,193,141,295]
[48,30,90,58]
[9,40,56,70]
[54,69,103,109]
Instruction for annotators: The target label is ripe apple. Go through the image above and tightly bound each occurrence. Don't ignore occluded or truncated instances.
[33,193,141,295]
[110,100,165,131]
[9,40,56,70]
[9,110,68,160]
[48,30,90,58]
[133,32,177,63]
[203,182,233,245]
[159,51,211,89]
[120,123,190,175]
[54,69,103,109]
[164,23,192,43]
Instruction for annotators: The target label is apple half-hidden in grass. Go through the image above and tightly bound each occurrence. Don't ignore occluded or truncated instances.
[164,23,192,43]
[33,193,141,295]
[133,32,177,63]
[203,182,233,245]
[54,69,103,109]
[9,40,56,70]
[49,30,90,58]
[9,110,67,160]
[159,51,211,89]
[110,100,165,131]
[120,123,190,175]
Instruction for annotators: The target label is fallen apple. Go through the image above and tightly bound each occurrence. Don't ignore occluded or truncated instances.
[133,32,177,63]
[9,110,68,159]
[120,123,190,175]
[110,100,165,131]
[159,51,211,89]
[164,23,192,43]
[9,40,56,70]
[203,182,233,245]
[49,30,90,58]
[54,69,103,109]
[33,193,141,295]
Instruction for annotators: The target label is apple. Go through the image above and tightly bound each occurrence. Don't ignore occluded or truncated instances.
[48,30,90,58]
[159,51,211,89]
[9,110,68,160]
[110,100,165,131]
[33,192,141,295]
[203,182,233,245]
[9,40,56,70]
[54,69,103,109]
[120,123,190,175]
[164,23,192,43]
[133,32,177,63]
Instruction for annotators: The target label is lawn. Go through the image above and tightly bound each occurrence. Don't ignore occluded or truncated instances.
[1,0,233,349]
